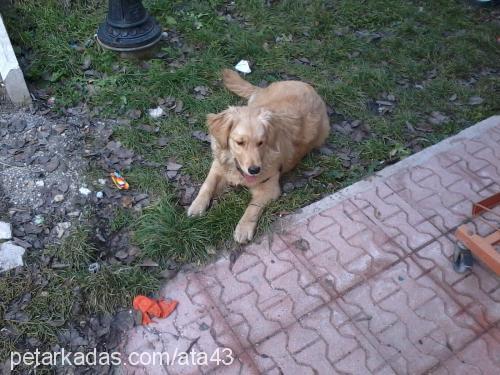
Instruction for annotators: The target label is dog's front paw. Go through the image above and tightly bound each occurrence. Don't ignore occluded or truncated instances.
[187,196,209,217]
[233,220,256,243]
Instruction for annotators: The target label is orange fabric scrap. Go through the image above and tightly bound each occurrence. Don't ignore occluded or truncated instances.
[133,295,178,325]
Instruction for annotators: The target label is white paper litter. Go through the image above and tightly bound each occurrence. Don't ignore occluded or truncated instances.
[235,60,251,74]
[0,222,12,240]
[79,187,92,196]
[148,106,164,119]
[0,242,25,273]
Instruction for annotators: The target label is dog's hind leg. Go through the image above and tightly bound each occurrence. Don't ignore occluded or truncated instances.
[188,162,226,217]
[234,175,281,243]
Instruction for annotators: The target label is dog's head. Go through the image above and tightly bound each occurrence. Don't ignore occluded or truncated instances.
[207,106,278,183]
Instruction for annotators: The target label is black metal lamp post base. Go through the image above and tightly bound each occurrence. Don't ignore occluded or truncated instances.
[469,0,500,6]
[97,0,162,52]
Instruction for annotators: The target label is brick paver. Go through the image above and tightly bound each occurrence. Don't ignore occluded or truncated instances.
[121,116,500,374]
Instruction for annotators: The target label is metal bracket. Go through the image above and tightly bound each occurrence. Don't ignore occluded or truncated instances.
[454,191,500,276]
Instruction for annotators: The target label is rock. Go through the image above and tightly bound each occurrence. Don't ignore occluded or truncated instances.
[166,170,178,180]
[35,180,45,187]
[33,215,44,225]
[134,193,148,203]
[45,158,60,173]
[157,137,169,147]
[0,242,25,273]
[24,224,43,234]
[331,123,352,135]
[115,250,128,260]
[0,222,12,240]
[10,118,28,132]
[428,111,450,126]
[121,196,134,208]
[127,109,142,119]
[192,131,211,143]
[58,182,69,193]
[116,118,132,126]
[303,167,323,178]
[468,96,484,106]
[138,124,159,133]
[128,246,140,258]
[55,222,72,238]
[319,146,334,156]
[53,194,65,203]
[54,124,68,135]
[166,161,182,171]
[283,182,294,193]
[82,56,92,70]
[174,100,184,113]
[180,186,196,206]
[13,238,31,249]
[194,85,210,100]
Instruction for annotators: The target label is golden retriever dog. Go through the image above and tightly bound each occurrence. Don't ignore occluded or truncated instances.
[188,69,330,243]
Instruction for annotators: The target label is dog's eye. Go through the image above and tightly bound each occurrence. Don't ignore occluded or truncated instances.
[236,140,245,146]
[257,141,263,147]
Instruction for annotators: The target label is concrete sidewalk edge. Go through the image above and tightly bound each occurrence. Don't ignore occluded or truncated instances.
[278,115,500,230]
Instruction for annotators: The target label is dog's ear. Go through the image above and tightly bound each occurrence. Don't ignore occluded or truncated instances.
[207,107,237,149]
[258,108,278,147]
[258,108,273,126]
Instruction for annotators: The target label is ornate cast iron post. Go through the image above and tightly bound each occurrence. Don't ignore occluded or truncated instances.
[97,0,162,52]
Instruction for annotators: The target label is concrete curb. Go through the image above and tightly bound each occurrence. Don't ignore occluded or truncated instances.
[277,115,500,229]
[0,13,31,106]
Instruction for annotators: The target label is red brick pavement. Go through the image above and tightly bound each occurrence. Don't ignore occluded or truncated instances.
[121,116,500,374]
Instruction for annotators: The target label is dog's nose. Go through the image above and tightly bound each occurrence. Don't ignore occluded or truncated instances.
[248,166,261,175]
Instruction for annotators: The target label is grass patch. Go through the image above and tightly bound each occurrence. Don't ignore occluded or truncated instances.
[46,227,97,269]
[110,207,135,232]
[0,229,159,365]
[76,265,159,313]
[135,191,247,264]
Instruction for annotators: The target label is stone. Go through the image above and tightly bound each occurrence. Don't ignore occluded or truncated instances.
[192,131,211,143]
[0,241,25,272]
[166,161,182,171]
[53,194,65,203]
[283,182,294,193]
[468,96,484,106]
[10,118,27,132]
[0,221,12,240]
[55,222,71,238]
[33,215,44,225]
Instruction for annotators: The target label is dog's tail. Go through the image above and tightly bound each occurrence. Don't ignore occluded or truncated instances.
[222,69,259,99]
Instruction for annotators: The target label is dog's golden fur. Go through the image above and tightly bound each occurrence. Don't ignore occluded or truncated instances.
[188,69,330,243]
